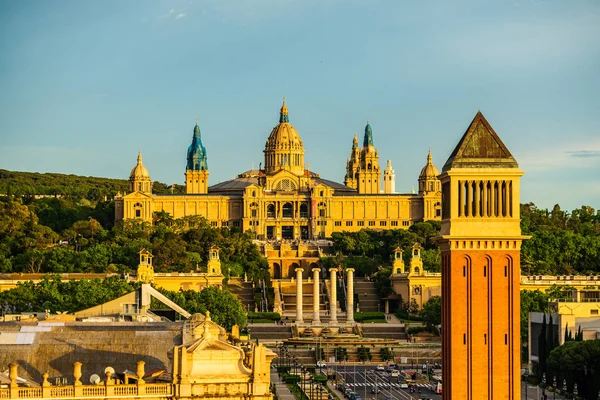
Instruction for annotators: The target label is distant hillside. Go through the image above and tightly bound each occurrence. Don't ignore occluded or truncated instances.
[0,169,184,200]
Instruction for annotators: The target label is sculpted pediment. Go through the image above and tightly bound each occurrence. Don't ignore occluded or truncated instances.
[122,191,153,200]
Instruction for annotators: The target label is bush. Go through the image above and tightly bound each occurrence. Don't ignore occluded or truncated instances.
[282,374,301,384]
[247,312,281,321]
[354,312,385,322]
[395,310,422,321]
[407,326,427,335]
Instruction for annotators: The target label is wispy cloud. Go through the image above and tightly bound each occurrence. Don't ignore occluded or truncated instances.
[566,150,600,159]
[516,136,600,171]
[160,9,187,20]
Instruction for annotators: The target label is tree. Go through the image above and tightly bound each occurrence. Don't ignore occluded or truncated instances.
[419,296,441,333]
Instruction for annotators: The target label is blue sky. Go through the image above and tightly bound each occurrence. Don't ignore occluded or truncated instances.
[1,0,599,211]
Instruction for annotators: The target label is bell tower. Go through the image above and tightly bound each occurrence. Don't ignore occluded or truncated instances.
[438,111,527,400]
[356,122,380,194]
[186,120,209,194]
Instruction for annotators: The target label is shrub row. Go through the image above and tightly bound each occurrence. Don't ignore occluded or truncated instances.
[247,312,281,320]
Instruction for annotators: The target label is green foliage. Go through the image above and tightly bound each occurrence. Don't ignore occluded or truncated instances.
[247,312,280,321]
[334,347,348,362]
[419,296,441,332]
[547,339,600,399]
[0,275,141,313]
[155,286,246,330]
[0,197,269,279]
[357,346,372,362]
[407,326,427,335]
[380,347,393,362]
[354,312,385,322]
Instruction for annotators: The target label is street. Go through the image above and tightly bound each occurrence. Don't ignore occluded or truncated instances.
[332,365,442,400]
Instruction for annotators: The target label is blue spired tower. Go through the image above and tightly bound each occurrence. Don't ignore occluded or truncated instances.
[185,120,209,194]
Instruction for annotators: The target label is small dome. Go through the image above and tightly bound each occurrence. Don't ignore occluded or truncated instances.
[129,152,150,180]
[419,150,439,179]
[265,98,304,151]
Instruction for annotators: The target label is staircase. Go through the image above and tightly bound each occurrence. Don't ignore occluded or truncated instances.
[280,281,328,323]
[247,324,293,341]
[354,280,380,312]
[361,325,407,340]
[228,279,255,312]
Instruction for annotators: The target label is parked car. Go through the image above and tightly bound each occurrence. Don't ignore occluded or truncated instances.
[370,385,380,394]
[391,370,400,378]
[344,389,354,398]
[376,364,385,371]
[400,383,409,389]
[316,360,326,368]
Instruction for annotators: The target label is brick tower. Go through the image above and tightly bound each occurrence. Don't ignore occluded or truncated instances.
[438,111,527,399]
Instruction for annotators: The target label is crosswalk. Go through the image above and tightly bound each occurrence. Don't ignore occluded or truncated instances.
[346,382,432,389]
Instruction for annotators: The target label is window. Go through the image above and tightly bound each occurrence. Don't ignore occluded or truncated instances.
[402,221,410,227]
[282,203,293,218]
[233,221,241,228]
[368,221,375,226]
[135,209,141,218]
[320,191,324,196]
[319,209,325,217]
[211,221,217,227]
[345,221,353,227]
[335,221,342,227]
[592,309,599,315]
[380,221,387,226]
[358,221,365,227]
[267,204,275,218]
[391,221,398,227]
[251,209,257,218]
[300,204,308,218]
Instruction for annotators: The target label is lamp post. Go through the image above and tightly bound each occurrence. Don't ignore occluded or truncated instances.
[524,370,528,400]
[542,373,546,398]
[573,383,578,399]
[553,376,557,400]
[563,379,567,399]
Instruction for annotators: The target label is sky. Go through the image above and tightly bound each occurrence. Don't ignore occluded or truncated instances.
[1,0,599,211]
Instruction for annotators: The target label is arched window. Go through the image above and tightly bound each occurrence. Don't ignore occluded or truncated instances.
[267,204,275,218]
[282,203,293,218]
[300,203,308,218]
[274,179,296,191]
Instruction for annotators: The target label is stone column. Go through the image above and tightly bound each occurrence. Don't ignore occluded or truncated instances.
[296,268,304,323]
[346,268,355,323]
[385,299,390,314]
[329,268,337,323]
[312,268,320,323]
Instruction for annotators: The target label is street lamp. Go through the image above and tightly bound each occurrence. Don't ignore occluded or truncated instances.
[563,379,567,397]
[573,383,578,399]
[523,370,529,400]
[542,373,547,398]
[553,376,557,400]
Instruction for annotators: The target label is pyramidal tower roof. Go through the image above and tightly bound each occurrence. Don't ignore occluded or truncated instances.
[442,111,518,172]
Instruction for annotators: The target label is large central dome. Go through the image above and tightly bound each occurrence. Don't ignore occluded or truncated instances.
[264,98,305,176]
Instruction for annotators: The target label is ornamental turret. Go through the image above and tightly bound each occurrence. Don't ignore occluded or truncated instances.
[383,160,395,194]
[357,122,380,194]
[344,133,361,189]
[129,151,152,193]
[418,149,440,194]
[264,98,305,176]
[186,120,209,194]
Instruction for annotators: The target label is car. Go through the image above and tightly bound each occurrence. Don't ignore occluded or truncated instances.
[316,360,326,368]
[376,364,385,371]
[370,386,379,394]
[344,389,354,398]
[390,370,400,377]
[400,383,409,389]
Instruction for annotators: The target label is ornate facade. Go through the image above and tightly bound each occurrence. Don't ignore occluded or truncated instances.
[115,99,441,239]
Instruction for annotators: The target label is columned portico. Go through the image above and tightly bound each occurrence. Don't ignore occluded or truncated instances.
[346,268,355,323]
[296,268,304,323]
[312,268,320,323]
[329,268,337,323]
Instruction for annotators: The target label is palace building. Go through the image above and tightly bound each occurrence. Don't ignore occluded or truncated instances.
[115,99,441,239]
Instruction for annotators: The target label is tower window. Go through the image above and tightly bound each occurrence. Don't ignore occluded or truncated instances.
[135,209,141,218]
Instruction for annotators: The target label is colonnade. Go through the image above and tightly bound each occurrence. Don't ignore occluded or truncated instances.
[295,267,355,324]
